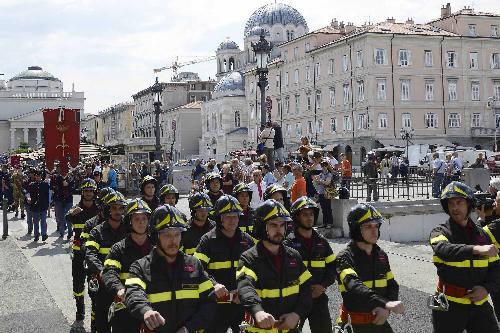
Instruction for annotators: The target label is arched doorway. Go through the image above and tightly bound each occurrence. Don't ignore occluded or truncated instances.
[332,145,340,161]
[360,146,367,164]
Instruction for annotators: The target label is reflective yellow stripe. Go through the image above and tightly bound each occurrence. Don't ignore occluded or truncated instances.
[104,259,122,269]
[185,248,196,255]
[119,273,129,280]
[99,247,110,255]
[125,277,147,289]
[245,328,288,333]
[325,254,336,263]
[73,291,84,297]
[299,270,312,284]
[72,245,81,251]
[338,278,388,292]
[430,234,449,245]
[236,266,258,281]
[386,271,394,280]
[444,293,489,305]
[490,255,500,263]
[208,261,238,270]
[73,224,85,229]
[483,226,500,248]
[148,291,172,302]
[339,268,357,282]
[193,252,210,264]
[81,232,89,239]
[310,260,326,268]
[198,280,214,293]
[256,271,310,298]
[432,256,489,268]
[155,214,171,230]
[85,241,100,250]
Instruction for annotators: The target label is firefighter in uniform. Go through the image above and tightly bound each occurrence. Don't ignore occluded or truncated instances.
[124,204,216,333]
[483,207,500,320]
[205,172,224,208]
[194,195,255,333]
[85,191,128,333]
[430,181,500,333]
[182,192,215,255]
[66,178,99,328]
[102,198,152,333]
[284,196,336,333]
[160,183,187,220]
[263,184,288,208]
[335,203,403,333]
[81,187,115,332]
[233,183,255,234]
[93,170,107,191]
[236,199,312,332]
[141,175,160,212]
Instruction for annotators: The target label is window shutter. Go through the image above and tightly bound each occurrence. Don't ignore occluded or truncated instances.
[408,51,412,66]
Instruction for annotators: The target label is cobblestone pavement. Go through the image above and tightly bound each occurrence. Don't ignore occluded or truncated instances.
[0,194,477,332]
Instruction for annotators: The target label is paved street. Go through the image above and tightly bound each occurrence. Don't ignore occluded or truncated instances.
[0,194,452,332]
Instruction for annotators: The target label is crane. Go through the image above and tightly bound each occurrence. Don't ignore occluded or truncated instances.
[153,56,216,77]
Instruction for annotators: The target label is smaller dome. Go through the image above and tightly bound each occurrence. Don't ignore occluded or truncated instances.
[247,26,271,37]
[217,39,240,51]
[214,71,244,96]
[10,66,60,82]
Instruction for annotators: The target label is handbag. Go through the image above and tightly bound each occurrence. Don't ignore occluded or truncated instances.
[256,142,265,155]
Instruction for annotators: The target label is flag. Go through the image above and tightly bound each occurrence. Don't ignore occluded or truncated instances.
[43,108,80,176]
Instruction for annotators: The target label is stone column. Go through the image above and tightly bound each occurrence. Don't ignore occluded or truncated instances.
[36,128,42,145]
[23,128,29,144]
[10,128,16,149]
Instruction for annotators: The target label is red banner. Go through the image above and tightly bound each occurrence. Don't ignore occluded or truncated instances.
[43,108,80,176]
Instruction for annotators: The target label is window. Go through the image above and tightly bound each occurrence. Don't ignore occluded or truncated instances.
[314,62,321,79]
[357,81,364,102]
[492,25,499,37]
[249,104,254,120]
[330,118,337,132]
[342,55,348,72]
[284,72,289,86]
[189,95,196,102]
[318,119,324,133]
[402,113,412,128]
[206,115,209,131]
[375,48,386,65]
[496,114,500,129]
[306,66,311,81]
[378,113,388,129]
[468,24,477,37]
[425,81,434,101]
[343,84,350,105]
[425,50,433,67]
[491,53,500,69]
[357,114,367,130]
[283,51,288,61]
[316,91,322,110]
[343,115,352,131]
[286,124,291,137]
[471,81,480,101]
[398,49,411,67]
[190,83,196,90]
[329,88,336,107]
[284,97,290,114]
[425,113,438,128]
[295,95,300,113]
[356,50,363,67]
[306,94,312,111]
[328,59,334,74]
[307,121,313,134]
[448,113,461,128]
[376,79,387,100]
[293,47,299,59]
[294,69,299,84]
[494,81,500,100]
[305,42,310,52]
[275,74,280,88]
[212,114,217,131]
[448,80,457,101]
[447,51,457,67]
[469,52,478,69]
[277,99,282,118]
[472,113,481,128]
[219,113,223,129]
[400,79,410,101]
[250,81,254,94]
[295,122,302,137]
[234,111,240,127]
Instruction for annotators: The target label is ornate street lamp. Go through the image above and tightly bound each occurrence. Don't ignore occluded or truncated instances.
[251,30,272,129]
[400,127,414,159]
[151,77,163,161]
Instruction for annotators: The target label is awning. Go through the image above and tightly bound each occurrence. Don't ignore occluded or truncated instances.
[377,138,454,148]
[377,139,407,147]
[323,143,340,151]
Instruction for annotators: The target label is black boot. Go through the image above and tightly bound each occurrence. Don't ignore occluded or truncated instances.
[75,296,85,320]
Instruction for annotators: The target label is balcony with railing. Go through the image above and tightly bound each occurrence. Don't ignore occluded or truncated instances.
[471,127,498,137]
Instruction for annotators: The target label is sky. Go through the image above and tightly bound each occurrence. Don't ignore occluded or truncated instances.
[1,0,498,114]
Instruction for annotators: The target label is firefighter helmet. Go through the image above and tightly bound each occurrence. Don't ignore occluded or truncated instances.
[233,183,253,202]
[290,196,320,227]
[150,204,188,233]
[124,198,152,234]
[188,192,213,212]
[102,191,127,220]
[97,188,115,209]
[214,195,243,225]
[347,203,384,242]
[204,172,223,190]
[253,199,292,242]
[159,184,180,204]
[80,178,98,191]
[140,175,158,194]
[263,184,288,201]
[440,181,476,215]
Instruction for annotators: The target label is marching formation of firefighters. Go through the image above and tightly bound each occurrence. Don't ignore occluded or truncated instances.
[64,170,500,333]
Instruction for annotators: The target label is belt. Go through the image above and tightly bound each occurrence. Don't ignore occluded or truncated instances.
[339,304,376,324]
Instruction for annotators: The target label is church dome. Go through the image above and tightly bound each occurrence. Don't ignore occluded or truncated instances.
[247,26,271,37]
[217,39,240,51]
[214,71,244,96]
[9,66,61,82]
[244,3,308,37]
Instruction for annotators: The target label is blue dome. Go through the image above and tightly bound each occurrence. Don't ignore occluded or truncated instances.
[217,40,239,51]
[247,26,271,37]
[214,71,244,95]
[244,3,308,36]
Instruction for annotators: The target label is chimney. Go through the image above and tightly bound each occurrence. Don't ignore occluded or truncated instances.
[345,22,356,33]
[331,18,339,28]
[406,18,414,24]
[386,17,396,24]
[339,21,346,34]
[441,3,451,18]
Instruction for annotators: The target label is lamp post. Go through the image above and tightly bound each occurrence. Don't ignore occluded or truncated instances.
[151,77,163,161]
[400,127,414,158]
[169,120,176,162]
[251,30,272,129]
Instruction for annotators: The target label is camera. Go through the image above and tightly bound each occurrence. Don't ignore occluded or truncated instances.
[474,192,495,210]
